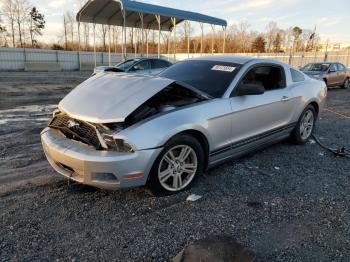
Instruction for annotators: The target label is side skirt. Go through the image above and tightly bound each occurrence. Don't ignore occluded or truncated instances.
[208,123,296,168]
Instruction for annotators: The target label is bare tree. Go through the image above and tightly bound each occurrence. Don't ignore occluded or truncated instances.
[65,12,75,49]
[0,19,8,47]
[83,23,89,50]
[266,21,279,52]
[63,15,68,50]
[236,21,251,52]
[1,0,16,47]
[13,0,31,47]
[100,24,108,51]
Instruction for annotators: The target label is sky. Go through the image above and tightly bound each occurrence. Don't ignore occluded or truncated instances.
[24,0,350,44]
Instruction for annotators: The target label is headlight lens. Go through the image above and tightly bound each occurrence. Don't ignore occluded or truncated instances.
[102,134,134,153]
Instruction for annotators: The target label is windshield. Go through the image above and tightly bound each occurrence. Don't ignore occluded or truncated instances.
[159,60,241,98]
[116,59,140,70]
[301,63,330,72]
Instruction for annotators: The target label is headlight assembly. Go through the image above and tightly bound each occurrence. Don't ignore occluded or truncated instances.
[52,109,61,117]
[102,134,134,153]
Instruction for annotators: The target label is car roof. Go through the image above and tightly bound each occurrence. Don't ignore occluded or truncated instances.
[132,57,170,62]
[192,55,254,64]
[191,55,292,67]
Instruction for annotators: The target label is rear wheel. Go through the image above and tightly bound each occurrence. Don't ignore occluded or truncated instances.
[342,78,350,89]
[148,134,204,195]
[291,105,316,145]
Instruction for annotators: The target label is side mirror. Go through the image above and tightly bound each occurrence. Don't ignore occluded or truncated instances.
[237,82,265,96]
[329,69,336,73]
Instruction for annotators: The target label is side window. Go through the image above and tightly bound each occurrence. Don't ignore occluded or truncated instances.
[290,68,305,82]
[240,65,285,91]
[337,63,346,71]
[131,60,151,71]
[329,64,337,72]
[152,60,170,69]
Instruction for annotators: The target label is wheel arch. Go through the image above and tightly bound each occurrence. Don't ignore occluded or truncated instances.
[309,101,319,116]
[176,130,210,170]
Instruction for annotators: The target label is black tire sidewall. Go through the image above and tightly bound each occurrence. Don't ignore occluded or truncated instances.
[292,105,316,145]
[147,134,205,196]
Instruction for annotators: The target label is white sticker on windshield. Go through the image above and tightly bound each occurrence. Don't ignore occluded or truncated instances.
[211,65,236,72]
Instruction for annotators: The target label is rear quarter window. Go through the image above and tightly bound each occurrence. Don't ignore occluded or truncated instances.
[291,68,305,82]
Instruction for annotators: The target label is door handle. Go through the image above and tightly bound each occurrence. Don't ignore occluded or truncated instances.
[281,96,289,102]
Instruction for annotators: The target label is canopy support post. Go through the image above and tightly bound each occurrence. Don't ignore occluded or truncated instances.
[200,23,203,56]
[122,8,127,60]
[108,25,111,66]
[167,31,170,61]
[78,21,81,71]
[155,15,161,58]
[186,21,190,58]
[138,12,144,57]
[211,24,215,55]
[134,29,137,58]
[93,23,96,67]
[171,17,176,61]
[222,26,226,54]
[146,29,149,57]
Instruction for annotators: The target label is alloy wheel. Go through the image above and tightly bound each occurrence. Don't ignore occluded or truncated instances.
[158,145,198,192]
[299,109,314,140]
[344,79,350,89]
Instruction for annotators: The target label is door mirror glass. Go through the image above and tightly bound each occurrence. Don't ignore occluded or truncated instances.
[237,83,265,96]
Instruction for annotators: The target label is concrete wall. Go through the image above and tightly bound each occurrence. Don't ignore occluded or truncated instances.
[1,47,349,71]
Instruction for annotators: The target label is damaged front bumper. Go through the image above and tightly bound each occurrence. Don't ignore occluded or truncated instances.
[41,127,162,190]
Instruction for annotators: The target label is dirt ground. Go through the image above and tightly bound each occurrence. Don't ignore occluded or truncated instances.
[0,72,350,261]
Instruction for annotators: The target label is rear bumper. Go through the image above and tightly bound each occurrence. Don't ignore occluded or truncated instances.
[41,127,162,190]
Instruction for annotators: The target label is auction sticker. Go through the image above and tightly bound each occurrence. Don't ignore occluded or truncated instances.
[211,65,236,72]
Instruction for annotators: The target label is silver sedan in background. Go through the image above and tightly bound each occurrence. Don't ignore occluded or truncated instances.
[41,56,327,195]
[301,62,350,89]
[93,57,172,76]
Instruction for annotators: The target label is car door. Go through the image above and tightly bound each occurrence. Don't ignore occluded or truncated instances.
[336,63,347,84]
[128,60,152,75]
[228,64,296,148]
[327,64,339,86]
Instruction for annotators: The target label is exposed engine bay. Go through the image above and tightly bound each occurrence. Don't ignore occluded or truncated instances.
[124,82,210,127]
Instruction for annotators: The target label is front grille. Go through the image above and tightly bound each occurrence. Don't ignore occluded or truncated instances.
[49,114,101,149]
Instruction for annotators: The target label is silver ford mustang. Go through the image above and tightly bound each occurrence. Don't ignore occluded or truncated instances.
[41,56,327,194]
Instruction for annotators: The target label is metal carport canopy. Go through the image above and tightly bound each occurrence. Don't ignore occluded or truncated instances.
[76,0,227,30]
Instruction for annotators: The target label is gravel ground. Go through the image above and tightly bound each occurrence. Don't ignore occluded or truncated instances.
[0,72,350,261]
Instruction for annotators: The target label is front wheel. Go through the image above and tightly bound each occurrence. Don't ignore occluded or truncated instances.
[342,78,350,89]
[147,134,204,195]
[291,105,316,145]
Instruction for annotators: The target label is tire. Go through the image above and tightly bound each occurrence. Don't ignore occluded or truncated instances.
[290,105,317,145]
[342,78,350,89]
[147,134,205,196]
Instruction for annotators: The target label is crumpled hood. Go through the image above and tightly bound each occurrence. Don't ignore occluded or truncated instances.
[59,73,174,123]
